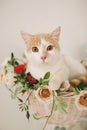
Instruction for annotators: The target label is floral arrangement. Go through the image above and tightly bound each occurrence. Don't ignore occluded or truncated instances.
[0,53,87,130]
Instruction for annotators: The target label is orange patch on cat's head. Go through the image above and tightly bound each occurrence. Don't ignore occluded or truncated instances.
[26,35,41,51]
[26,34,60,51]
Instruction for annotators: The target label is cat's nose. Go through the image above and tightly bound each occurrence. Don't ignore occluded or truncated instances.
[41,56,47,61]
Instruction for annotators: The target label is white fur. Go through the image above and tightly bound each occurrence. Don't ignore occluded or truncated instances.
[25,39,87,90]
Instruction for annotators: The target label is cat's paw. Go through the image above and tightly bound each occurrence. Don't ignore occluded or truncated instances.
[49,80,61,90]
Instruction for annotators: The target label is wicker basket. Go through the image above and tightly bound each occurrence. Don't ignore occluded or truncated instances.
[30,92,87,129]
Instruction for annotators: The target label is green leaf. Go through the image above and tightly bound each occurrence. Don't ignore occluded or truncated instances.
[8,61,11,64]
[56,89,61,94]
[33,112,40,120]
[39,78,43,83]
[21,89,27,94]
[19,104,24,111]
[23,83,29,89]
[60,102,67,111]
[19,103,29,112]
[7,53,19,67]
[4,66,8,74]
[60,106,67,114]
[11,93,17,99]
[18,98,23,102]
[60,102,67,114]
[77,82,87,90]
[53,96,67,114]
[73,88,80,95]
[15,61,19,65]
[26,111,30,120]
[60,102,67,108]
[15,86,22,93]
[11,52,14,59]
[34,83,40,89]
[53,97,59,111]
[14,80,19,84]
[33,114,39,120]
[73,81,87,95]
[42,81,49,86]
[54,103,58,111]
[44,72,50,79]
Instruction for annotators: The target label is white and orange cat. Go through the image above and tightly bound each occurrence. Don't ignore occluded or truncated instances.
[21,27,87,90]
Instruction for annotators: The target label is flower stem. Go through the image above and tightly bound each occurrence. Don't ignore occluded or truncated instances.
[42,91,55,130]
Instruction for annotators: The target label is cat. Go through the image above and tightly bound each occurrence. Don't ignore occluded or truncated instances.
[21,27,87,90]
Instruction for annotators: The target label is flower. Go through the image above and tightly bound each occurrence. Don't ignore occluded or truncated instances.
[75,90,87,111]
[26,73,38,85]
[60,80,70,91]
[2,53,87,130]
[35,86,53,104]
[2,72,15,88]
[14,64,26,74]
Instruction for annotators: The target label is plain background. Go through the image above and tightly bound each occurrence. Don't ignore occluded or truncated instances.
[0,0,87,130]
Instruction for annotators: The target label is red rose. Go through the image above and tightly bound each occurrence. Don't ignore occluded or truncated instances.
[26,74,38,85]
[14,64,26,74]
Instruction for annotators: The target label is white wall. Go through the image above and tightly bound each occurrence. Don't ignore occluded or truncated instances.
[0,0,87,130]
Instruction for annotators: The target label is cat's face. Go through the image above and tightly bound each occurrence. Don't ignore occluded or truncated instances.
[21,27,61,65]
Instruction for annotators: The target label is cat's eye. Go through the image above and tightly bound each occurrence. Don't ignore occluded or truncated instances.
[47,45,53,51]
[32,47,39,52]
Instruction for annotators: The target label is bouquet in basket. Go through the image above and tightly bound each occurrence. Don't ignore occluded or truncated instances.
[0,53,87,130]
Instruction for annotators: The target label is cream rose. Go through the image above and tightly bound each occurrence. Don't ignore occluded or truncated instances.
[60,80,70,91]
[2,72,15,88]
[75,90,87,111]
[35,86,53,104]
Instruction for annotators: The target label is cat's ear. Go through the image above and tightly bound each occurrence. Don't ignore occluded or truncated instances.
[20,31,33,44]
[51,26,61,41]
